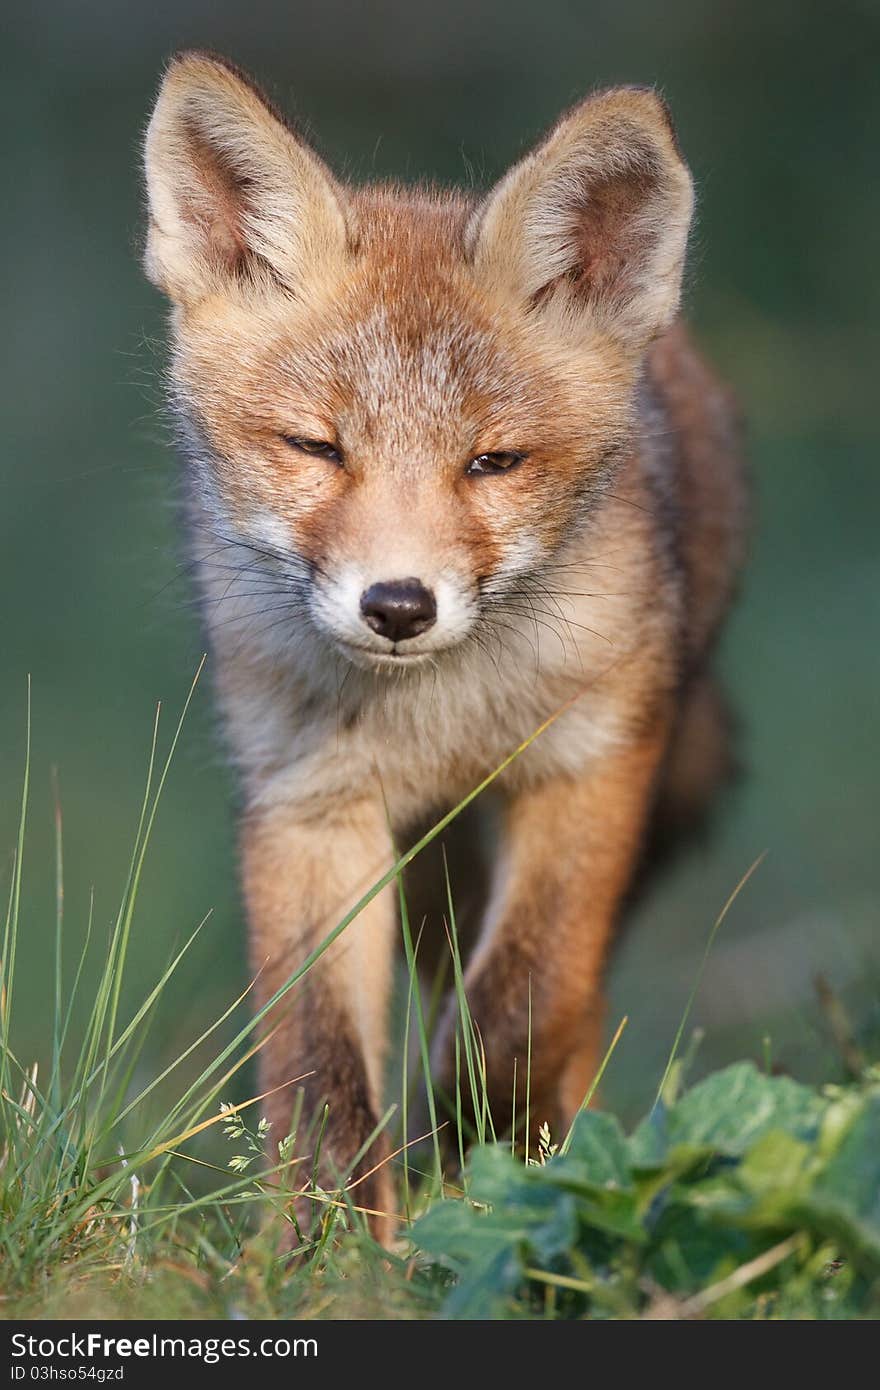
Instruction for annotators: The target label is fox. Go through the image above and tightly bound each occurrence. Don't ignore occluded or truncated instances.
[142,51,747,1243]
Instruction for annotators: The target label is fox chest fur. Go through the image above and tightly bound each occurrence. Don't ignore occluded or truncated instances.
[143,52,746,1242]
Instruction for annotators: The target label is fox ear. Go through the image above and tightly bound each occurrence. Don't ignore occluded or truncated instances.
[143,51,348,303]
[467,87,694,352]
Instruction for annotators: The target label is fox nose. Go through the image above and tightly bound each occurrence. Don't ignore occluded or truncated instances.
[360,579,437,643]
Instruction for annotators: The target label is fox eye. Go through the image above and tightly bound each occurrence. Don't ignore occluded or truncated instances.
[466,450,525,476]
[282,436,343,465]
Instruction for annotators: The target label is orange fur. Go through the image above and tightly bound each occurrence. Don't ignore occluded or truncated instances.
[142,53,747,1243]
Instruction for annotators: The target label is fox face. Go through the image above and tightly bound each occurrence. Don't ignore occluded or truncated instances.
[145,55,692,672]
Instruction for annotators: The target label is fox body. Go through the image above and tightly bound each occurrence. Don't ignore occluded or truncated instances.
[143,53,746,1239]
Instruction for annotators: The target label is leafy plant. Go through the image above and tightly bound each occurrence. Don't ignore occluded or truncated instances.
[410,1061,880,1318]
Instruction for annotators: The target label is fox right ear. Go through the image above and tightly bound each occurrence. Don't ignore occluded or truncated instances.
[466,87,694,353]
[143,52,348,303]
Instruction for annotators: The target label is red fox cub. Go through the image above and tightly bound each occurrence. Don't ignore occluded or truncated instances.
[143,52,746,1239]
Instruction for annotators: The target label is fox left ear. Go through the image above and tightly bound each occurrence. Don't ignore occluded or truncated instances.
[466,87,694,352]
[143,51,348,304]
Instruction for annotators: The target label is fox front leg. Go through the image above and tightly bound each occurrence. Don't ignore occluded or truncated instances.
[435,726,669,1152]
[241,796,398,1245]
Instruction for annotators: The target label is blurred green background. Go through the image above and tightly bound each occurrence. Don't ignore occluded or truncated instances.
[2,0,877,1125]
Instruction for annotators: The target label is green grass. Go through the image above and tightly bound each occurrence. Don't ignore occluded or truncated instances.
[1,680,878,1321]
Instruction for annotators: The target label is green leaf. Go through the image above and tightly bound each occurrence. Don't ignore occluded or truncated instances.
[738,1130,815,1206]
[805,1093,880,1263]
[535,1112,644,1241]
[412,1147,579,1316]
[554,1110,633,1192]
[685,1130,816,1228]
[626,1101,670,1170]
[629,1062,826,1169]
[648,1199,756,1291]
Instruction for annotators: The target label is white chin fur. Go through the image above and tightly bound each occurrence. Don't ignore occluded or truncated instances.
[331,641,438,671]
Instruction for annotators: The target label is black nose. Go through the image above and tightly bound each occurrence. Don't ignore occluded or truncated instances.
[360,579,437,643]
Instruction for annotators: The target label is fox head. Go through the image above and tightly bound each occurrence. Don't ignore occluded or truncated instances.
[143,52,693,671]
